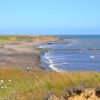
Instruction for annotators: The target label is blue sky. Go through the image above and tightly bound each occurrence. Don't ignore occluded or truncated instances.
[0,0,100,35]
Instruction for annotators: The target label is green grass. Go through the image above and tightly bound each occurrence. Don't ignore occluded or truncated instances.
[0,68,100,100]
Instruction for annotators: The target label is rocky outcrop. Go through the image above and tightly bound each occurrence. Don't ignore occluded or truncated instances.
[47,87,100,100]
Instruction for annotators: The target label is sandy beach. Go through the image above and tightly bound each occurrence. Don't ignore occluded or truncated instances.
[0,36,58,71]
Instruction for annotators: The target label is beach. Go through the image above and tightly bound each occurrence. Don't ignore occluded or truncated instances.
[0,36,58,71]
[1,35,100,72]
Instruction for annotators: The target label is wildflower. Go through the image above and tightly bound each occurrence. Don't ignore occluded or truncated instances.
[8,80,12,82]
[0,80,4,84]
[1,87,3,89]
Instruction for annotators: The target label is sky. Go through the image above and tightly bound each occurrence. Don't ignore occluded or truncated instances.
[0,0,100,35]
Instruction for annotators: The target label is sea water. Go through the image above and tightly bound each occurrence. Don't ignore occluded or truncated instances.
[39,35,100,72]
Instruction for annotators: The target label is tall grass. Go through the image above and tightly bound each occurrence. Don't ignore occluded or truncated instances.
[0,68,100,100]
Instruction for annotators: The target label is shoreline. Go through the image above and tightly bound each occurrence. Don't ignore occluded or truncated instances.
[0,36,58,71]
[41,51,65,72]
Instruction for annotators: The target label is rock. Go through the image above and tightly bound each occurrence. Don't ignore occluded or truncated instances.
[47,88,100,100]
[83,89,94,99]
[47,95,61,100]
[64,86,84,99]
[74,86,84,95]
[64,88,75,99]
[95,88,100,97]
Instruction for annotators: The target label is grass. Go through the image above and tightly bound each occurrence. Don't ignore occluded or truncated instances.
[0,35,58,44]
[0,68,100,100]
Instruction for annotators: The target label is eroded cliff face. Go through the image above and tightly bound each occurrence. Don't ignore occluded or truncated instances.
[47,88,100,100]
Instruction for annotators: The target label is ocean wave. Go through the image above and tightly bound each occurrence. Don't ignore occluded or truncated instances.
[44,53,65,72]
[53,63,69,66]
[90,55,95,59]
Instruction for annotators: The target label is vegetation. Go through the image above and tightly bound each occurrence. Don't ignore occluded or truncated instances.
[0,68,100,100]
[0,35,58,43]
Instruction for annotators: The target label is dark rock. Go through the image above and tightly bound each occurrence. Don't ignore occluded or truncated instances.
[95,88,100,97]
[64,86,84,99]
[74,86,84,95]
[64,88,75,99]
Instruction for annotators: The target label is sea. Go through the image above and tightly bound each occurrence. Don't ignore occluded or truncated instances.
[38,35,100,72]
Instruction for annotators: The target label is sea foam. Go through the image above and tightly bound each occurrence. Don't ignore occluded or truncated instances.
[44,53,65,72]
